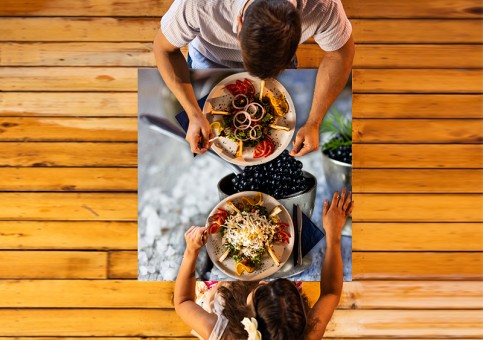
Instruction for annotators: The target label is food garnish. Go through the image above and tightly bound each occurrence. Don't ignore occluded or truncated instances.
[212,78,289,159]
[208,193,291,276]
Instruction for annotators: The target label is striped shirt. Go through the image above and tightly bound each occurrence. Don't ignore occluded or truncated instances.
[161,0,352,68]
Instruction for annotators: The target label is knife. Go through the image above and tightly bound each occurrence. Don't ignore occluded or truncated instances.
[296,204,303,266]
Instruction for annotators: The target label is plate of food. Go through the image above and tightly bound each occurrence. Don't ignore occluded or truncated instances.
[203,72,296,166]
[205,191,294,281]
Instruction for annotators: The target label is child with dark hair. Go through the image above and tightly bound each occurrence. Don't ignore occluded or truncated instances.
[174,189,353,339]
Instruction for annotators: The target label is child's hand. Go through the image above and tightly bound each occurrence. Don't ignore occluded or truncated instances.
[184,226,208,254]
[322,189,353,244]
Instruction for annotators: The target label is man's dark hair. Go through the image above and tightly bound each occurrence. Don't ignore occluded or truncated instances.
[240,0,302,79]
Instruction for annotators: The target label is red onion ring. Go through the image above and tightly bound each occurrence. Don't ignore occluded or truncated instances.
[233,128,251,141]
[244,102,265,122]
[233,111,251,129]
[249,125,262,140]
[232,94,248,109]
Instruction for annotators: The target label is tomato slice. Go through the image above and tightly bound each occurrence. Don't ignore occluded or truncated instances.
[225,84,240,96]
[209,223,221,234]
[243,78,255,96]
[253,139,268,158]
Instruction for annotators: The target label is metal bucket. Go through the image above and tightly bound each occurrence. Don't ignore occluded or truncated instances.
[321,153,352,195]
[217,171,317,218]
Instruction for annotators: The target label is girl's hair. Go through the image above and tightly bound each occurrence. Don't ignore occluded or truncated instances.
[218,279,309,339]
[253,279,309,339]
[217,281,259,339]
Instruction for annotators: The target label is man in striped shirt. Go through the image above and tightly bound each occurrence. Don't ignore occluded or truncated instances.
[154,0,354,156]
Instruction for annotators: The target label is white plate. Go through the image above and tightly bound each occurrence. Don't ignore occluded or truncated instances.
[205,191,294,281]
[203,72,296,166]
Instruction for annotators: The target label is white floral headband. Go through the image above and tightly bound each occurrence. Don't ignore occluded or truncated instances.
[241,317,262,340]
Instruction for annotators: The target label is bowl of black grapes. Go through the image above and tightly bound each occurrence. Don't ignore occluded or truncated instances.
[218,150,316,217]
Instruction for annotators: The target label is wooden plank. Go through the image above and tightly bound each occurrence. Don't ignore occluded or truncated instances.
[354,45,483,69]
[0,193,136,221]
[0,221,137,249]
[352,144,482,169]
[345,0,483,18]
[3,18,482,43]
[0,168,137,191]
[0,0,481,18]
[352,169,483,193]
[353,119,483,143]
[352,194,482,222]
[0,67,137,92]
[0,251,107,279]
[0,0,172,16]
[353,69,483,94]
[109,251,137,279]
[352,94,483,119]
[0,309,479,337]
[0,280,481,309]
[0,18,159,42]
[352,19,483,43]
[0,142,137,167]
[353,252,482,280]
[0,92,137,117]
[2,43,482,69]
[353,223,483,251]
[0,43,155,67]
[0,117,137,141]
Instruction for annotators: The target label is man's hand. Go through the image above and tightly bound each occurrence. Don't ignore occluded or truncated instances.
[289,123,320,157]
[322,188,353,244]
[186,114,214,154]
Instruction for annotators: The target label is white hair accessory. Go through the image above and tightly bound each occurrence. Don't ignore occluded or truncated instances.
[241,317,262,340]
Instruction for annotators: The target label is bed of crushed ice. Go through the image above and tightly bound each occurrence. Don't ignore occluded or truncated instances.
[138,122,351,281]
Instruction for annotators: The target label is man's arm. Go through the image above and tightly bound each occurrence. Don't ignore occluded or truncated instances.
[305,189,353,340]
[153,30,213,153]
[290,34,354,157]
[174,226,217,339]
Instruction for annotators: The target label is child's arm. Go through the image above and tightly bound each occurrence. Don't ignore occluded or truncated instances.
[174,226,217,339]
[305,189,353,340]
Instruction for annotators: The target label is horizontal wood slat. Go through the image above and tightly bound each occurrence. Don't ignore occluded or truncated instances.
[352,169,483,193]
[0,280,481,309]
[0,309,479,337]
[0,118,137,141]
[353,69,483,93]
[0,142,137,167]
[3,18,482,43]
[0,67,137,92]
[0,18,159,42]
[353,119,483,143]
[0,193,136,221]
[354,45,483,69]
[345,0,483,18]
[0,168,137,191]
[1,0,481,18]
[353,194,482,222]
[353,223,483,251]
[352,94,483,119]
[353,252,482,280]
[108,249,483,280]
[352,144,482,168]
[352,19,483,43]
[109,251,138,279]
[0,92,137,117]
[0,251,107,279]
[0,0,172,17]
[0,43,155,67]
[5,43,481,69]
[0,221,137,249]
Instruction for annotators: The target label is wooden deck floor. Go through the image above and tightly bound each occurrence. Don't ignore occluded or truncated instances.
[0,0,482,338]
